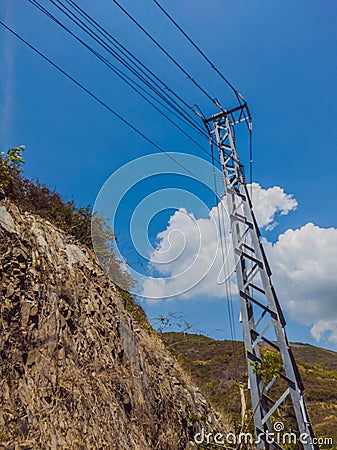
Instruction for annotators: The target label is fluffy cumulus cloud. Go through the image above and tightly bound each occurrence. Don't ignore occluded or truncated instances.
[142,206,236,300]
[141,183,337,347]
[250,182,298,230]
[264,223,337,345]
[311,321,337,345]
[142,183,297,299]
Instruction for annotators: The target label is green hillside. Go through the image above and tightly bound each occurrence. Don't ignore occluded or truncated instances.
[162,332,337,449]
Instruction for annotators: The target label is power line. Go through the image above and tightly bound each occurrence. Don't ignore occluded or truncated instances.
[57,0,208,139]
[249,121,253,197]
[39,0,223,163]
[111,0,223,111]
[53,0,206,137]
[27,0,215,158]
[53,0,234,169]
[210,138,239,380]
[0,19,204,181]
[152,0,245,105]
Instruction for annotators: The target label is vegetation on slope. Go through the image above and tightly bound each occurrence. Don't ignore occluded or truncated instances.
[0,146,134,290]
[162,332,337,449]
[0,147,93,246]
[0,146,149,328]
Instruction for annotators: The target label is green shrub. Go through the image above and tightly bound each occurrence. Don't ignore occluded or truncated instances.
[0,146,25,189]
[0,146,133,291]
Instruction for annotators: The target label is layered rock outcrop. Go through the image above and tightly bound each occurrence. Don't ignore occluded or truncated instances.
[0,200,226,449]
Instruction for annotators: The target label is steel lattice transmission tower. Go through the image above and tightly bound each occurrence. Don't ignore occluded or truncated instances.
[203,103,318,450]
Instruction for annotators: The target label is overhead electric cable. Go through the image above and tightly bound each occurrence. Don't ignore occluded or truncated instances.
[210,139,239,379]
[56,0,209,138]
[249,122,253,197]
[151,0,255,176]
[50,0,207,139]
[27,0,215,157]
[43,0,223,163]
[0,19,205,181]
[111,0,223,111]
[153,0,245,105]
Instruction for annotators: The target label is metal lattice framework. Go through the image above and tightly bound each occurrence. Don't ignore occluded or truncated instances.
[204,104,318,450]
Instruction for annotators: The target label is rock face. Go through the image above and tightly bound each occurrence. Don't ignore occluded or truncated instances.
[0,200,227,449]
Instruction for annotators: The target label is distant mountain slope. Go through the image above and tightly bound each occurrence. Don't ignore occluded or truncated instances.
[162,332,337,449]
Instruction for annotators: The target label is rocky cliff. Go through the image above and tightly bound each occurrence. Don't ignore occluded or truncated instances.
[0,200,227,449]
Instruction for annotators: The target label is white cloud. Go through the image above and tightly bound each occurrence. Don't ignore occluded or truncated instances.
[250,182,297,230]
[142,205,236,300]
[142,183,297,299]
[264,223,337,344]
[311,320,337,345]
[142,184,337,347]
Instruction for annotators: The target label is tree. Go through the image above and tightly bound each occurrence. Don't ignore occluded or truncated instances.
[0,146,25,189]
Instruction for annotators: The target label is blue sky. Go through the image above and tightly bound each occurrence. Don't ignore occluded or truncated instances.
[1,0,336,349]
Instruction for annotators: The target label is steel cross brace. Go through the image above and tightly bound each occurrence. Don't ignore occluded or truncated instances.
[204,105,318,450]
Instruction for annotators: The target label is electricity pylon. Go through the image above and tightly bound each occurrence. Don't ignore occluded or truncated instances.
[203,103,318,450]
